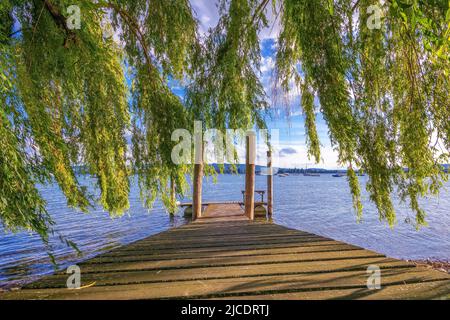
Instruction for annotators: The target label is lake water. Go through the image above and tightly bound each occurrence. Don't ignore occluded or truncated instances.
[1,174,449,289]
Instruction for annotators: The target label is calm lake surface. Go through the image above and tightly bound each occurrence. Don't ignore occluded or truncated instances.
[1,174,449,288]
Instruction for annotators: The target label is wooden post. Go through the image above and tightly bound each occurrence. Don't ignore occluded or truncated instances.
[267,150,273,216]
[169,176,176,215]
[193,163,203,220]
[193,123,203,220]
[245,132,256,220]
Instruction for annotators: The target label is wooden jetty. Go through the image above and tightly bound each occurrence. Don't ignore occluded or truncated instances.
[1,203,450,300]
[1,135,449,300]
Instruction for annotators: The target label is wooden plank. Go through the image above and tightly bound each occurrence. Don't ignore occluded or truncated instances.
[214,281,450,300]
[3,268,449,300]
[24,258,412,289]
[100,242,362,261]
[83,249,382,266]
[92,243,362,260]
[71,251,385,274]
[201,203,246,221]
[109,237,334,254]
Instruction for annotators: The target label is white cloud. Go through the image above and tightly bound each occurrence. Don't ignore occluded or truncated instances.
[261,56,275,73]
[190,0,280,40]
[258,2,281,40]
[279,147,298,157]
[272,143,341,170]
[190,0,220,35]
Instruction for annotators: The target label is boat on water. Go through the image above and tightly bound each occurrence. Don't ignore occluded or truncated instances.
[278,173,289,177]
[303,173,320,177]
[332,173,346,177]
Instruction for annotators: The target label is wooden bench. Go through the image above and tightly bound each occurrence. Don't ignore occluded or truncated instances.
[178,201,240,207]
[241,190,266,203]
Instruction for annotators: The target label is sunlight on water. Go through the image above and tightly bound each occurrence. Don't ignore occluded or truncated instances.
[0,174,449,288]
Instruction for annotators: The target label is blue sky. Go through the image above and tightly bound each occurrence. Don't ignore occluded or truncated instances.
[187,1,341,169]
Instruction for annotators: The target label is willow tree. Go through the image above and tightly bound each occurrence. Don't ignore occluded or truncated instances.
[276,0,450,227]
[0,0,200,248]
[185,0,270,174]
[1,0,450,252]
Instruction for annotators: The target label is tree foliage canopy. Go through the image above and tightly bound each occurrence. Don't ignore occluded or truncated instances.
[276,0,450,226]
[1,0,450,247]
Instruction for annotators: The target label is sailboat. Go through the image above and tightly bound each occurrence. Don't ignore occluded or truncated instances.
[332,173,346,177]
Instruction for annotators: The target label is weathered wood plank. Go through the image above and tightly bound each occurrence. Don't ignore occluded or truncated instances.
[214,281,450,300]
[3,268,449,300]
[71,251,385,274]
[24,258,413,289]
[89,244,364,261]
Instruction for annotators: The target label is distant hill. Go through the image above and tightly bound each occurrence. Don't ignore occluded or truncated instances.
[209,163,267,174]
[74,163,449,175]
[208,164,342,175]
[210,164,450,175]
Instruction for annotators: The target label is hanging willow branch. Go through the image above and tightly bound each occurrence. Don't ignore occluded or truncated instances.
[276,0,450,227]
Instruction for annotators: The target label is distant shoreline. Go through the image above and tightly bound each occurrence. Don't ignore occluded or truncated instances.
[71,164,450,175]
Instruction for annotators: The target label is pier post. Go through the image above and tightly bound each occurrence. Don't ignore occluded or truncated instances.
[169,176,176,215]
[193,124,203,220]
[193,163,203,220]
[245,132,256,220]
[267,150,273,216]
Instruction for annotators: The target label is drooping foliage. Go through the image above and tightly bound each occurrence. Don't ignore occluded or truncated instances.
[105,0,198,212]
[276,0,450,227]
[185,0,270,170]
[186,0,270,170]
[0,0,200,242]
[1,0,450,251]
[186,0,269,130]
